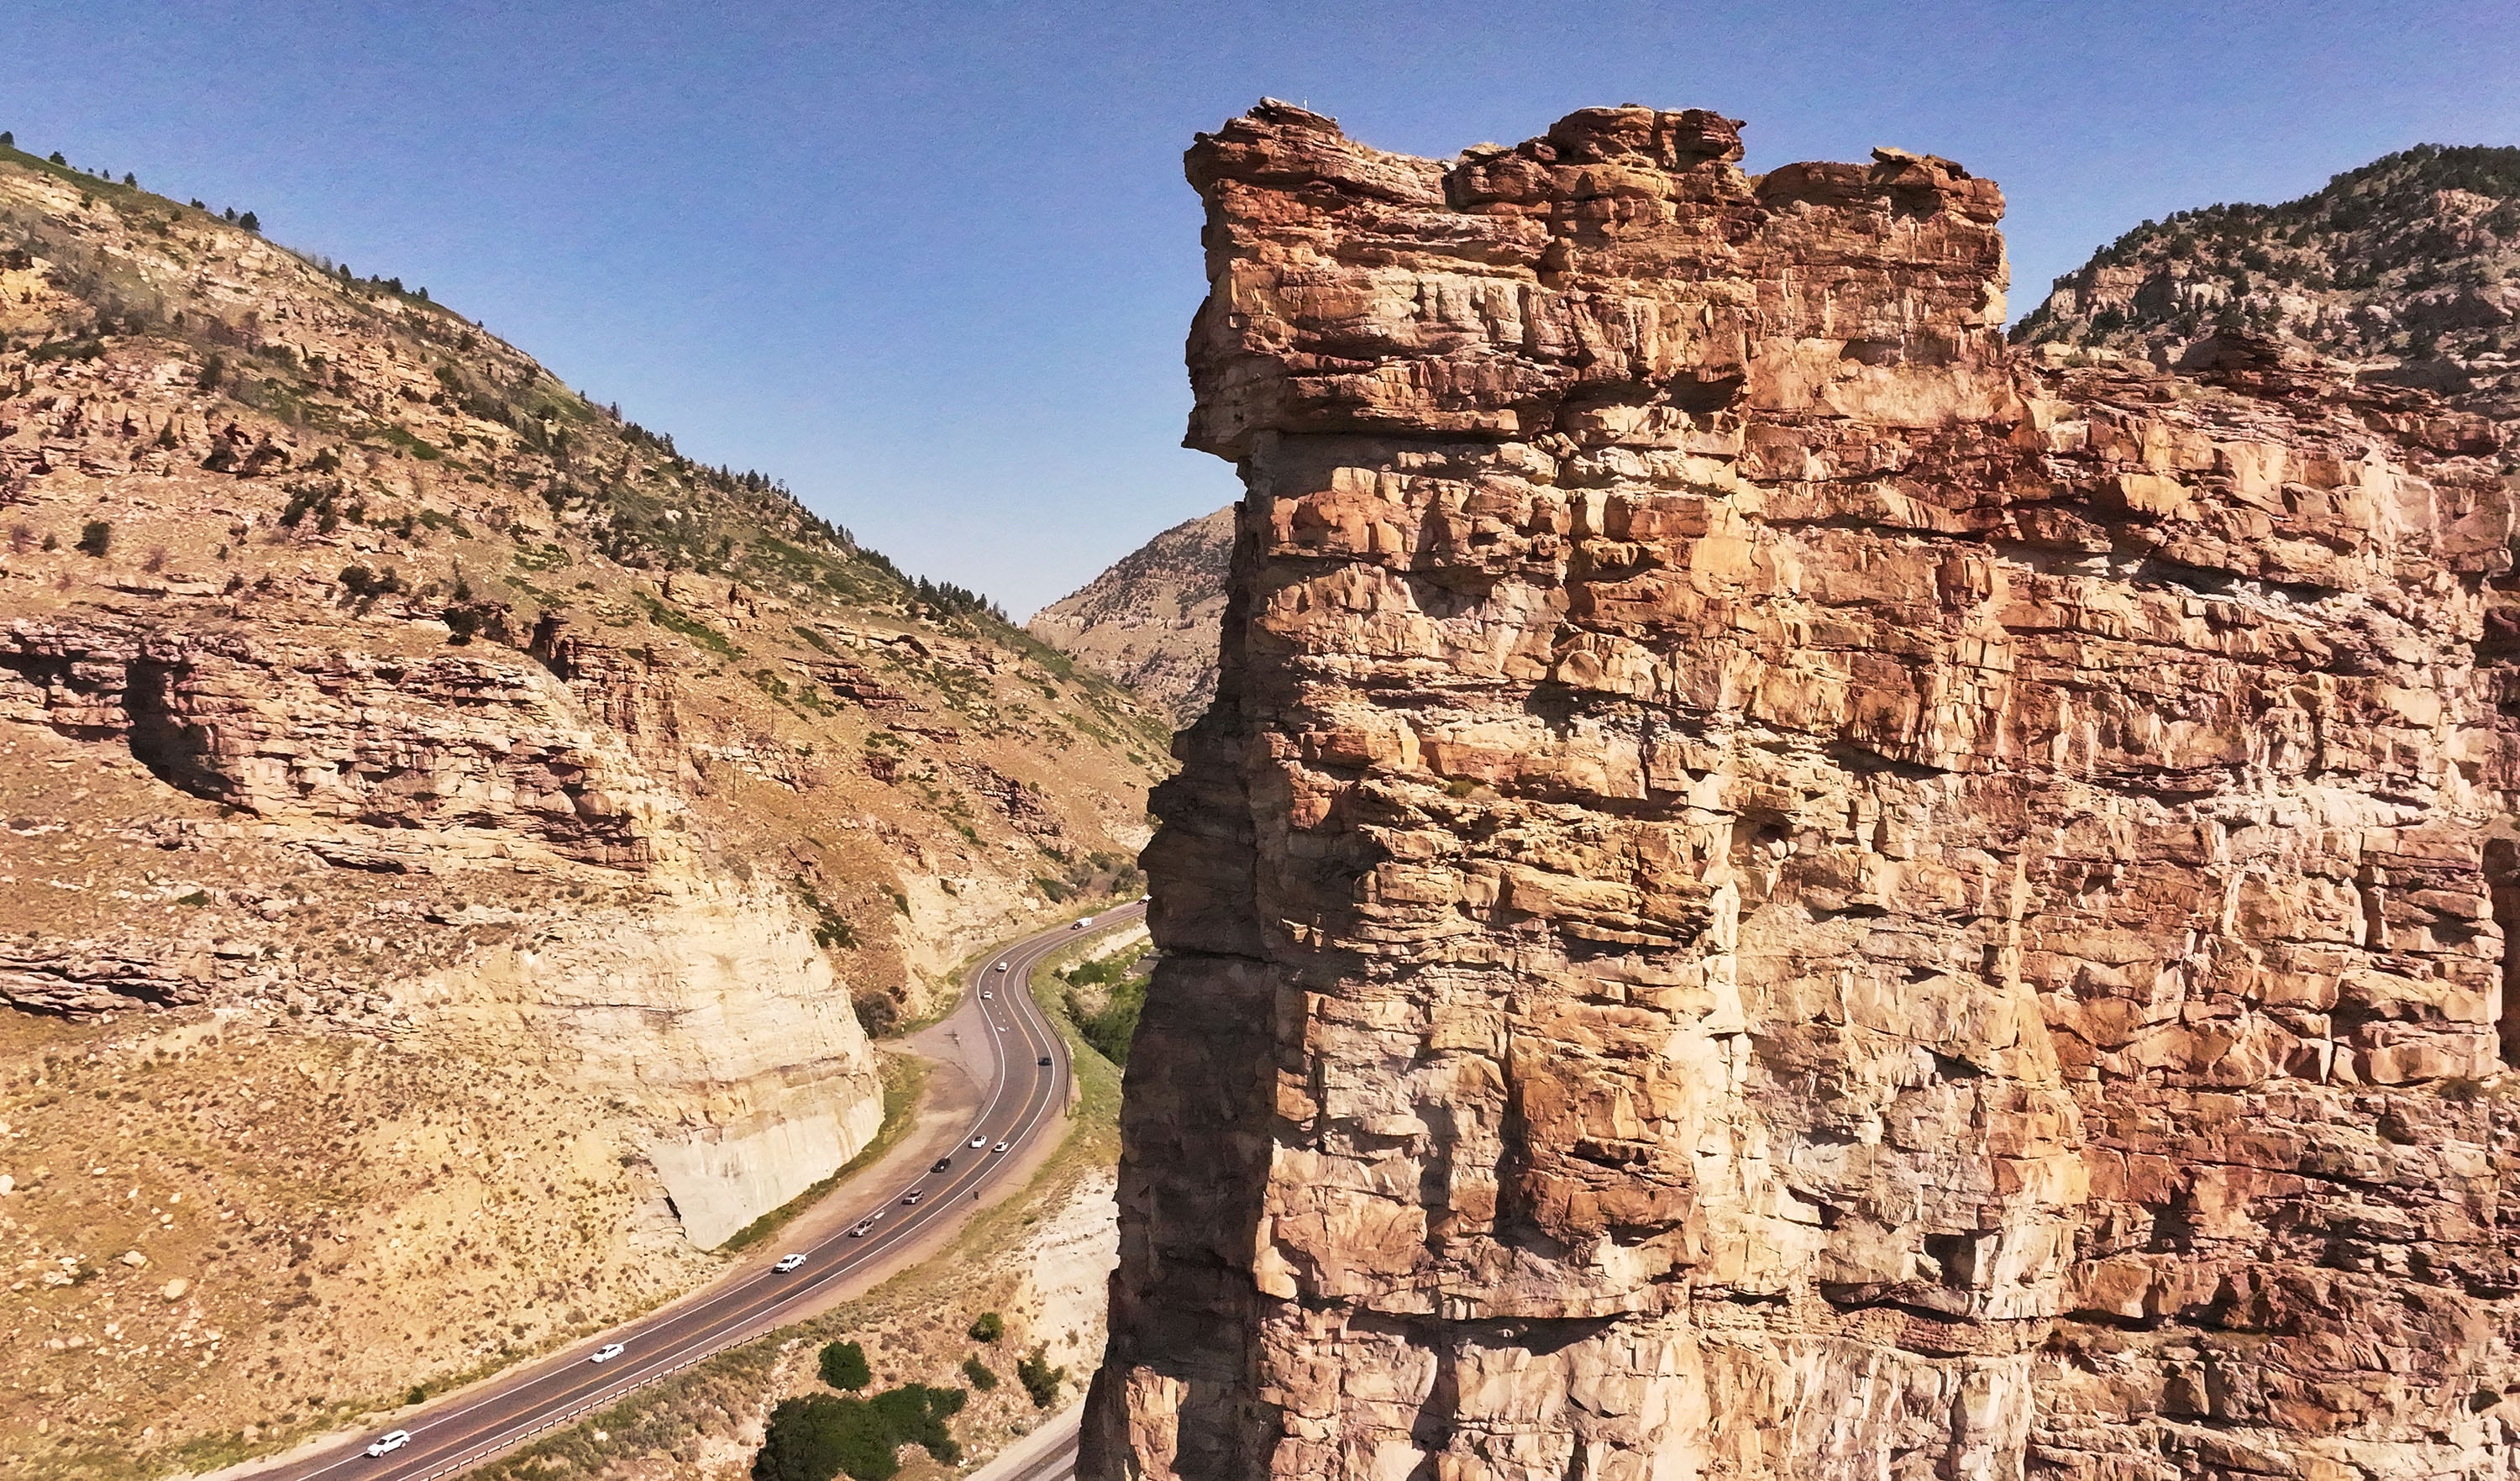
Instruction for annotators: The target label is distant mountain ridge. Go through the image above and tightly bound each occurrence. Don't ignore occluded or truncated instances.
[1028,505,1233,726]
[2014,143,2520,416]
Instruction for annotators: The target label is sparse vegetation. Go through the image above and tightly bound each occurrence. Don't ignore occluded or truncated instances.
[1015,1345,1067,1409]
[1059,944,1150,1067]
[634,591,740,658]
[2018,142,2520,365]
[791,875,858,950]
[0,129,1171,1477]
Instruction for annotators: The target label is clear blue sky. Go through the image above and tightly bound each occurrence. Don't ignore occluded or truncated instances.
[9,1,2516,615]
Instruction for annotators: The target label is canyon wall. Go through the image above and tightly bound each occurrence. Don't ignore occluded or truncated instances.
[1084,102,2520,1480]
[0,612,885,1248]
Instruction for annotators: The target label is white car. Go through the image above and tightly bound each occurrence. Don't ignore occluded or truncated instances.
[901,1189,926,1205]
[992,1141,1010,1154]
[1072,917,1089,930]
[773,1253,806,1274]
[994,960,1009,972]
[590,1342,625,1364]
[969,1135,987,1148]
[366,1430,412,1457]
[850,1219,876,1237]
[981,989,993,1000]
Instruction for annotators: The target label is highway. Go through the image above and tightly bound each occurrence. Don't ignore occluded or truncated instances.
[239,903,1137,1481]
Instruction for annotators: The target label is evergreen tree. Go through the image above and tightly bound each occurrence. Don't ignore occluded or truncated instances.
[818,1339,871,1392]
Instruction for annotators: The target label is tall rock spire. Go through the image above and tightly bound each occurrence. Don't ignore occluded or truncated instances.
[1083,102,2520,1481]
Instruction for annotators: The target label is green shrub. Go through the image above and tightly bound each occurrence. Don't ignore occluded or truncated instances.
[1066,974,1147,1067]
[751,1384,966,1481]
[967,1311,1003,1343]
[818,1339,871,1392]
[752,1394,854,1481]
[441,600,511,646]
[76,521,111,557]
[961,1355,997,1390]
[792,875,858,950]
[1016,1346,1066,1409]
[339,564,401,599]
[852,992,899,1038]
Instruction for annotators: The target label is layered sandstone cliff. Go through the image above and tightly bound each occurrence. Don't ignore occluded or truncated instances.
[1084,102,2520,1480]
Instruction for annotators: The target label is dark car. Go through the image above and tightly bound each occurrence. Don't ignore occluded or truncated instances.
[1037,1056,1053,1067]
[931,1157,953,1174]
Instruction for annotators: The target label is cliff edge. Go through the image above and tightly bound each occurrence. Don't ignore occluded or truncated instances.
[1083,102,2520,1480]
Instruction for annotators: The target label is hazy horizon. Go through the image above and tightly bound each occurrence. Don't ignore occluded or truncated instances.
[9,0,2517,617]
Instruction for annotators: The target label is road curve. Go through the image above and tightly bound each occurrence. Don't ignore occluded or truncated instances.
[237,903,1139,1481]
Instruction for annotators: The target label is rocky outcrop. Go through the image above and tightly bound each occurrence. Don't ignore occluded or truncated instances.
[1030,506,1236,725]
[1084,102,2520,1481]
[2,616,680,867]
[2017,144,2520,418]
[426,878,885,1250]
[0,610,883,1246]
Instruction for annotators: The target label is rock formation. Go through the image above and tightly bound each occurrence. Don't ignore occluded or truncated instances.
[0,612,882,1246]
[1084,102,2520,1480]
[1031,505,1236,725]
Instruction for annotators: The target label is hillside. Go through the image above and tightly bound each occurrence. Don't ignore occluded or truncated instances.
[0,141,1167,1478]
[1026,505,1231,726]
[2015,143,2520,413]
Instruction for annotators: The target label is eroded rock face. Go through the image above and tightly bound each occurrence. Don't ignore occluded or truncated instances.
[0,612,882,1246]
[1084,102,2520,1481]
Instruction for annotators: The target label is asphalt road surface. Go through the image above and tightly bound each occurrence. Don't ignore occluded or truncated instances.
[241,903,1139,1481]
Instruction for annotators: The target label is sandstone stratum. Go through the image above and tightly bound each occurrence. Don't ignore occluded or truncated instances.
[1084,102,2520,1479]
[0,143,1162,1471]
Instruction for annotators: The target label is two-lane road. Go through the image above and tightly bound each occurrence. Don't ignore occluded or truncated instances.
[239,903,1139,1481]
